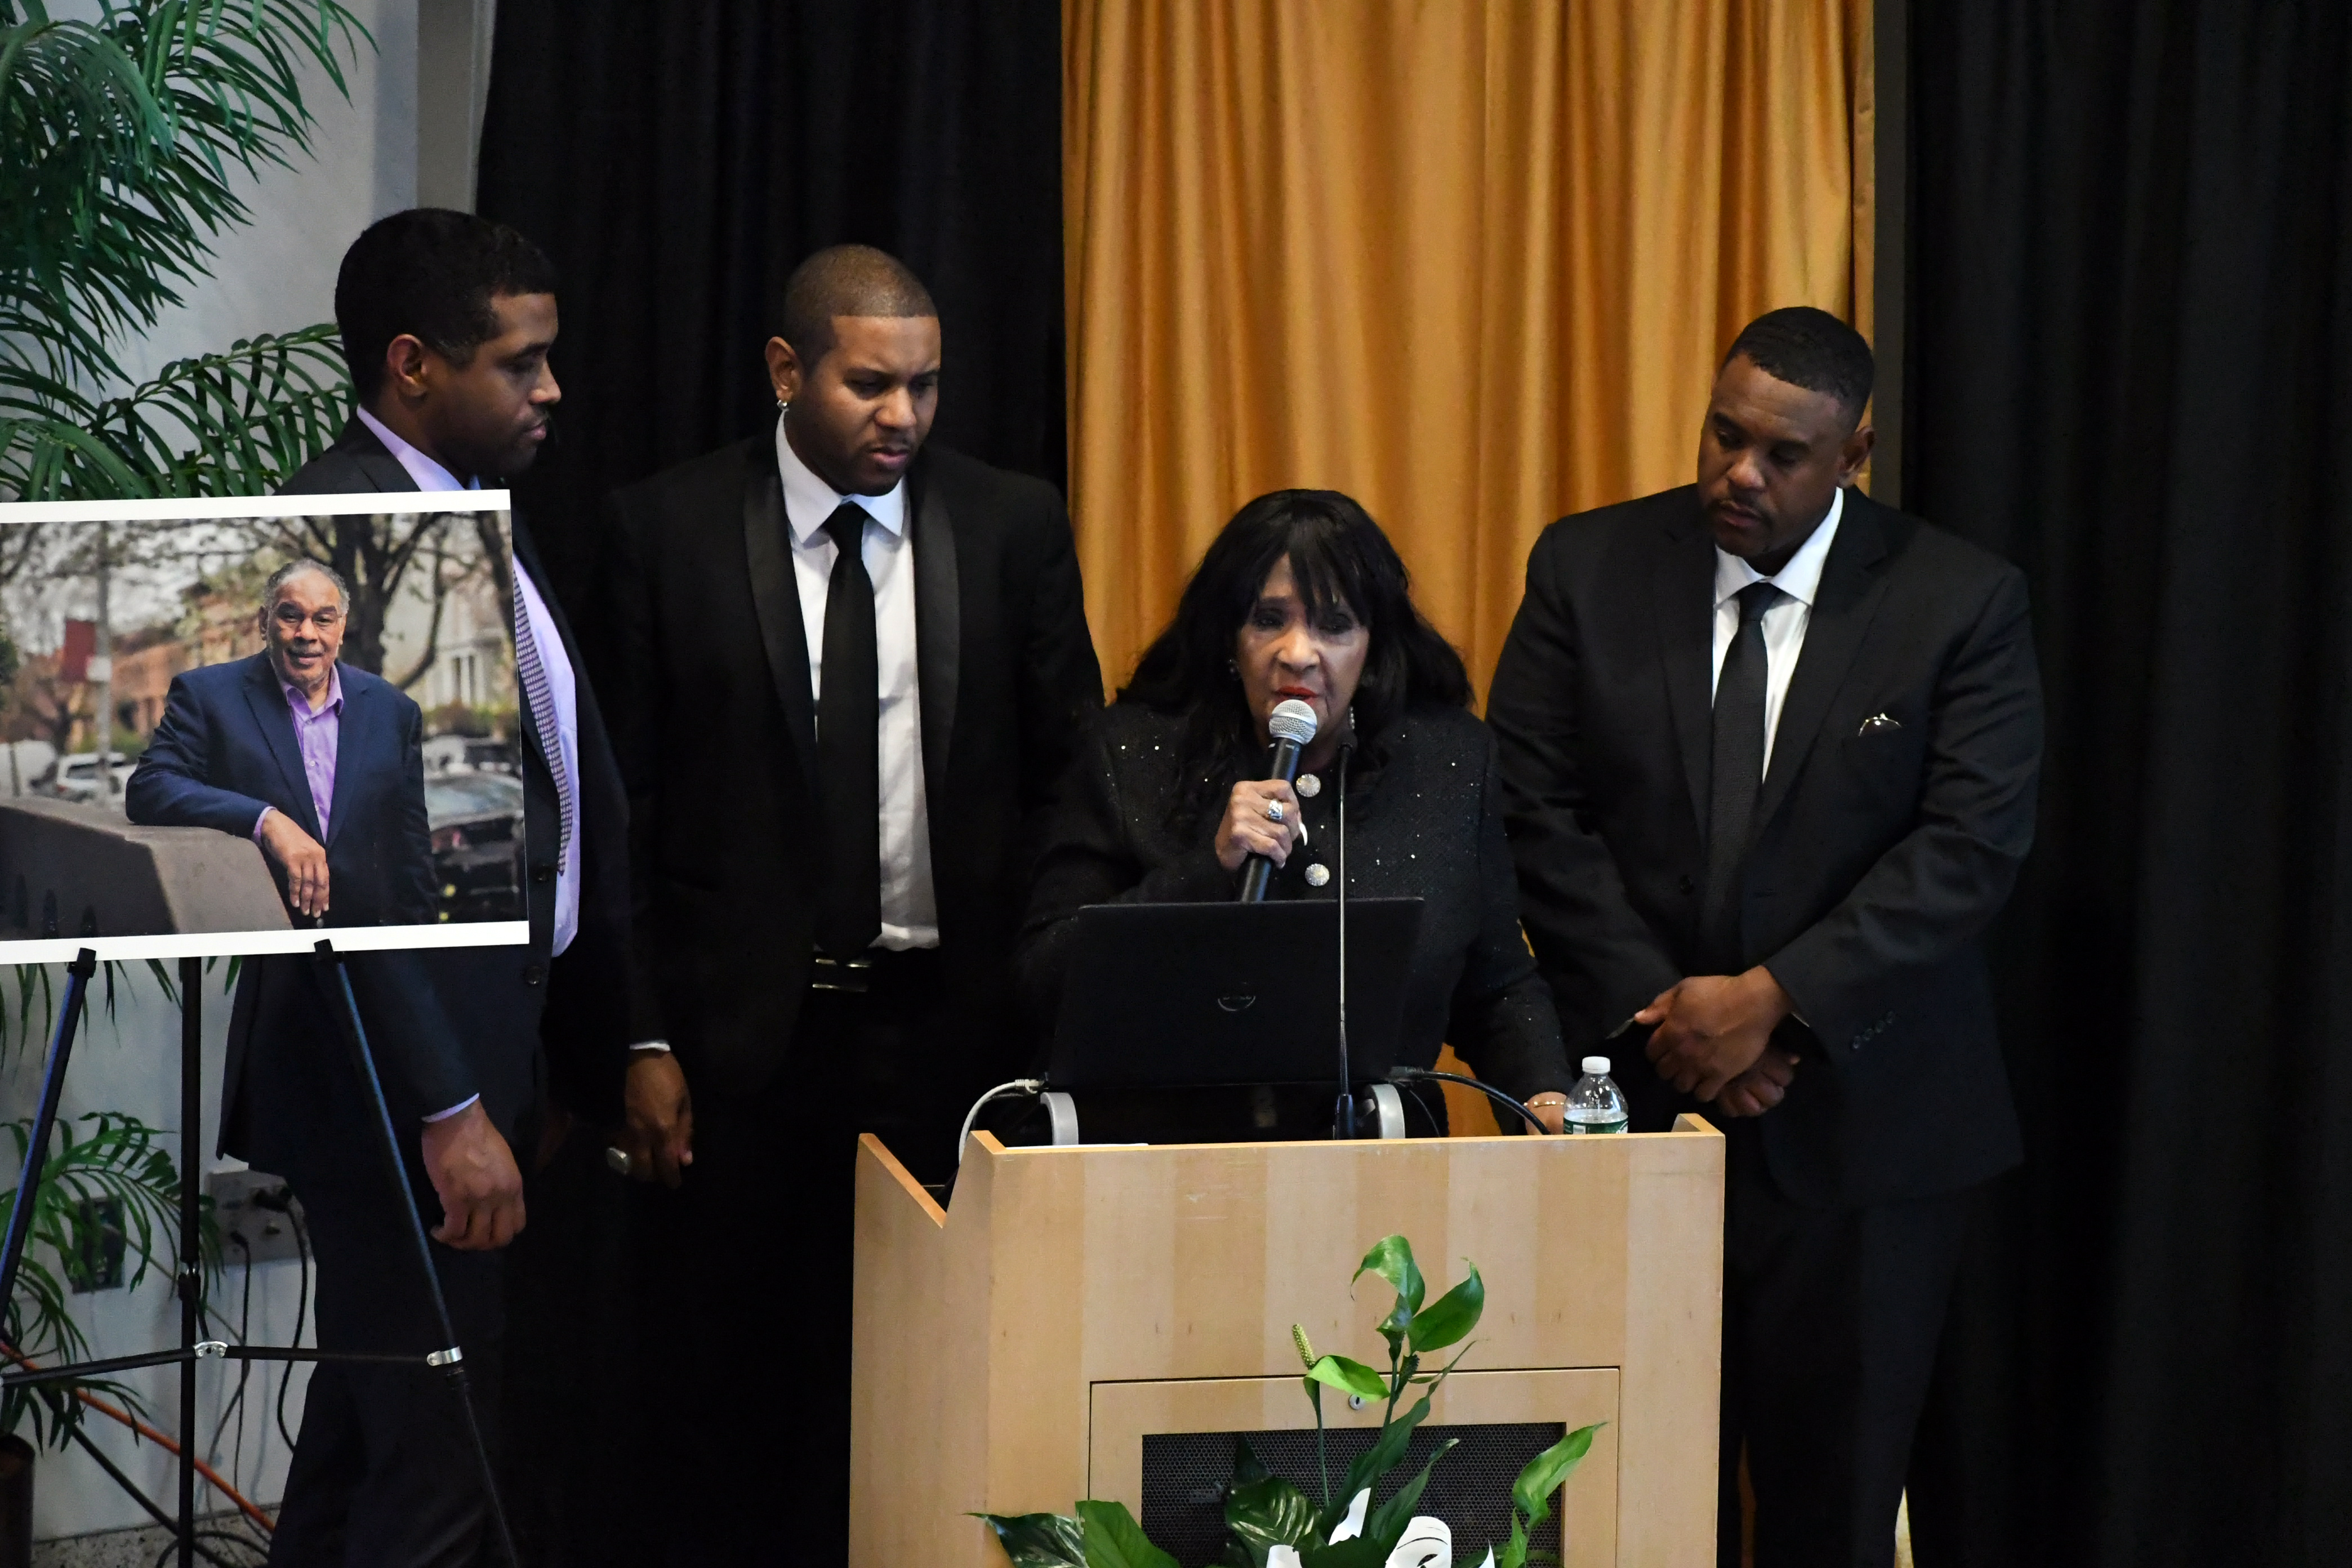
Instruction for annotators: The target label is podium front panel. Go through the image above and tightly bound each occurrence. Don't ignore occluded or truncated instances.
[850,1120,1723,1567]
[1092,1369,1620,1566]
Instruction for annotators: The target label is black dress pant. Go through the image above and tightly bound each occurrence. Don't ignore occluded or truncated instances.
[270,1168,504,1568]
[1717,1120,1972,1568]
[657,948,965,1568]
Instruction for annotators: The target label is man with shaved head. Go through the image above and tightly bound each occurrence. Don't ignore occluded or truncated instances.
[607,243,1100,1559]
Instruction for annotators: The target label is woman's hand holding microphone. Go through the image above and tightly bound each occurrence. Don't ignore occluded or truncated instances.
[1215,779,1304,872]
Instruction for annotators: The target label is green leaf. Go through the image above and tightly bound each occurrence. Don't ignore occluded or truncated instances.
[1318,1392,1432,1539]
[1305,1353,1387,1402]
[1075,1500,1180,1568]
[1407,1264,1484,1353]
[1511,1423,1603,1529]
[1298,1539,1392,1568]
[1495,1512,1531,1568]
[1223,1464,1318,1567]
[0,1100,217,1444]
[1,325,350,501]
[1366,1436,1459,1551]
[1354,1234,1425,1324]
[973,1511,1087,1568]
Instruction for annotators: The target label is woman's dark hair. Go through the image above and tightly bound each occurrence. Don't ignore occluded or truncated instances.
[1120,489,1472,805]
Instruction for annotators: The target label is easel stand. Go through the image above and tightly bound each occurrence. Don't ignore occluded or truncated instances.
[0,943,518,1568]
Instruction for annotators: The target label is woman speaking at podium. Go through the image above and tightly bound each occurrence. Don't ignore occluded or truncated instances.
[1019,489,1571,1134]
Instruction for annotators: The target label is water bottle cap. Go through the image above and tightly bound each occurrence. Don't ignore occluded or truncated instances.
[1582,1056,1610,1075]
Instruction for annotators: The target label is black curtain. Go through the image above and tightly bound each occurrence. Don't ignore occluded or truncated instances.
[473,0,1065,674]
[1903,3,2352,1563]
[469,8,1062,1562]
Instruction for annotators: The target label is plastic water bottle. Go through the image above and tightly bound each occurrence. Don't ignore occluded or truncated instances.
[1563,1056,1628,1134]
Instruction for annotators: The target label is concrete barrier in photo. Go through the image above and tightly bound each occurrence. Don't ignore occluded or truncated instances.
[0,798,289,939]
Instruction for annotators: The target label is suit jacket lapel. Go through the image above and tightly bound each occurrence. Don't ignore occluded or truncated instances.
[741,453,818,790]
[240,657,322,842]
[910,461,960,790]
[511,512,623,816]
[1752,493,1894,833]
[1651,507,1718,839]
[322,679,363,848]
[332,418,424,493]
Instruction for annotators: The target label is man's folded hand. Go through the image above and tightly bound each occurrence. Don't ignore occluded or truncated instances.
[1637,965,1797,1102]
[1712,1048,1802,1118]
[619,1050,694,1188]
[420,1101,525,1250]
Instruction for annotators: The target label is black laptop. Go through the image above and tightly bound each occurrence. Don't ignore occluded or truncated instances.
[1048,898,1424,1090]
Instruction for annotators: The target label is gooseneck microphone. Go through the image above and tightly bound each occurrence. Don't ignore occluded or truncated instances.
[1237,698,1318,903]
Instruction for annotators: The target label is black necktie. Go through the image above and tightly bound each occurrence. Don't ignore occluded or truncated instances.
[1702,581,1781,967]
[816,504,881,958]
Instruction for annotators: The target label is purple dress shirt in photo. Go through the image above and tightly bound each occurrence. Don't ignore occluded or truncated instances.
[253,664,343,841]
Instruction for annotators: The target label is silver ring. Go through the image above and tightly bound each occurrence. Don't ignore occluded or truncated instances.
[1266,801,1285,823]
[604,1146,632,1177]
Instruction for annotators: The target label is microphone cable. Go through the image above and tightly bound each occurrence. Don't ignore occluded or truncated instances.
[1332,738,1355,1138]
[1387,1068,1556,1137]
[956,1078,1046,1165]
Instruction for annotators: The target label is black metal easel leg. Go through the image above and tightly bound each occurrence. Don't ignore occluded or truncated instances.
[310,942,519,1568]
[177,955,201,1568]
[0,950,98,1316]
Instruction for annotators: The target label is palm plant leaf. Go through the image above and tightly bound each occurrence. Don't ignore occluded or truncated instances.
[1,1,367,518]
[0,1110,213,1446]
[1,1,367,385]
[0,324,350,500]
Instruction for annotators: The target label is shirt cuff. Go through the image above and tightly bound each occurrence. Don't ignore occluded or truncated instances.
[627,1040,671,1054]
[424,1093,480,1124]
[252,804,274,842]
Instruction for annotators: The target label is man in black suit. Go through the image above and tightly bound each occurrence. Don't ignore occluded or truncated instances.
[243,207,630,1566]
[1487,308,2043,1568]
[607,243,1101,1562]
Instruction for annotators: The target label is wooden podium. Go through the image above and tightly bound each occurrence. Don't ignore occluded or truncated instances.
[850,1118,1724,1566]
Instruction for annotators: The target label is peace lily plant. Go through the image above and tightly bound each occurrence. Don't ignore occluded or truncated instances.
[981,1236,1602,1568]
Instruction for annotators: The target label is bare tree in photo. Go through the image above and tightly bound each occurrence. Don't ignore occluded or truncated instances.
[234,512,497,679]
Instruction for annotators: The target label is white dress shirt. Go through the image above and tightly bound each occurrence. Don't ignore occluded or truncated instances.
[1710,486,1845,779]
[357,408,582,957]
[775,413,939,950]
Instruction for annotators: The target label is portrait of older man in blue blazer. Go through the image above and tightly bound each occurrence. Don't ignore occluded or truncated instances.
[129,556,436,930]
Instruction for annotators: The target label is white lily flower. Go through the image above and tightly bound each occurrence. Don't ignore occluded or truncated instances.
[1383,1515,1451,1567]
[1267,1548,1303,1568]
[1328,1488,1373,1542]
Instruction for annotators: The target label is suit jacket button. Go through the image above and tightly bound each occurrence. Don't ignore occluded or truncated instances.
[1677,875,1696,895]
[522,963,546,986]
[531,864,554,885]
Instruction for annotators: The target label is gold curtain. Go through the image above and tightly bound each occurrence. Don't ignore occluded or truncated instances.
[1064,0,1875,697]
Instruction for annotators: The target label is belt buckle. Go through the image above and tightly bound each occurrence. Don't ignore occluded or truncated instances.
[809,952,875,994]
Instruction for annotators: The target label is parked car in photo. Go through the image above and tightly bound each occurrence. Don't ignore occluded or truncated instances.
[424,768,525,923]
[46,751,137,806]
[424,734,518,776]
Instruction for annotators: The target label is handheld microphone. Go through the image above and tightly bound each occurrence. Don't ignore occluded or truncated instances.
[1237,698,1318,903]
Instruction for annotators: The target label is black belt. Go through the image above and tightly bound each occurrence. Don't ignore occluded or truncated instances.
[808,944,940,995]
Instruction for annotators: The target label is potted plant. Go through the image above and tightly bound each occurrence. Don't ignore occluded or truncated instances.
[2,1,369,1539]
[981,1235,1603,1568]
[2,0,365,506]
[0,1109,199,1559]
